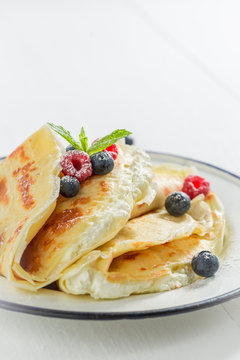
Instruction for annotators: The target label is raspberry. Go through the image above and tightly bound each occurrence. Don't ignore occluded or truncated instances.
[103,144,118,160]
[60,150,92,182]
[182,175,210,200]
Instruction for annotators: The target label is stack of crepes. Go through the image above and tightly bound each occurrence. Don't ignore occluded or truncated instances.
[0,125,225,299]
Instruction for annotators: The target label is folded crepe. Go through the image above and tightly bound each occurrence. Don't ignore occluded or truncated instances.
[0,125,63,284]
[0,126,153,290]
[0,127,225,299]
[58,165,225,299]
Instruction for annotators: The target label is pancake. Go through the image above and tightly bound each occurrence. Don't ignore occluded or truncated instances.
[58,165,225,299]
[15,139,153,289]
[0,125,63,285]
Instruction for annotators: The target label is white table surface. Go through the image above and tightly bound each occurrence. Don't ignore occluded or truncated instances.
[1,1,240,359]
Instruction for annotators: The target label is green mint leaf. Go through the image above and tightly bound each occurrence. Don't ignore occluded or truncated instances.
[79,126,85,138]
[79,127,88,153]
[87,129,132,156]
[81,137,88,153]
[47,122,81,150]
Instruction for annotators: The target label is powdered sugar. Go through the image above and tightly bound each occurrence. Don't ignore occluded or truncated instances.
[60,150,92,182]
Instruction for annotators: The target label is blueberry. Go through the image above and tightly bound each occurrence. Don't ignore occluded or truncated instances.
[90,151,114,175]
[60,175,80,197]
[191,251,219,277]
[66,144,76,152]
[165,191,191,216]
[125,136,134,145]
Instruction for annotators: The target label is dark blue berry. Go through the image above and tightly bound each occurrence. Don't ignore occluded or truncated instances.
[191,251,219,277]
[60,175,80,197]
[66,144,76,152]
[90,151,114,175]
[165,191,191,216]
[125,136,134,145]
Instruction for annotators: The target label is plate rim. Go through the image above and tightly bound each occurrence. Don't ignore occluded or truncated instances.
[1,152,240,320]
[0,287,240,320]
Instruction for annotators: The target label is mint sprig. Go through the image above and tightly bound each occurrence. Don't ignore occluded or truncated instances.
[47,123,81,150]
[47,123,132,156]
[79,127,88,153]
[87,129,131,156]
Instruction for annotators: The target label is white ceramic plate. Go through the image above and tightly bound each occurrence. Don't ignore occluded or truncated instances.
[0,152,239,320]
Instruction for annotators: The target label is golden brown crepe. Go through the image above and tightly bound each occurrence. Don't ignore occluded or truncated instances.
[0,125,62,285]
[0,127,225,299]
[1,134,153,290]
[58,166,225,299]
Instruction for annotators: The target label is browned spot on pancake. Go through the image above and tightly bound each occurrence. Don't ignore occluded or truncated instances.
[0,232,5,247]
[13,168,20,176]
[163,186,171,197]
[16,175,35,209]
[81,177,93,188]
[206,192,214,201]
[124,252,140,261]
[125,225,132,231]
[81,200,98,216]
[21,208,82,273]
[189,233,199,239]
[13,161,36,177]
[85,207,93,215]
[71,196,91,206]
[0,178,9,205]
[205,231,214,239]
[140,267,147,271]
[56,194,68,205]
[167,251,177,258]
[42,207,83,237]
[100,181,109,193]
[13,161,37,209]
[23,254,41,273]
[7,218,28,244]
[42,237,53,250]
[161,242,170,247]
[9,145,29,162]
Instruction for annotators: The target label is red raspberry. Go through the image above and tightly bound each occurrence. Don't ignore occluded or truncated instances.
[60,150,92,182]
[182,175,210,200]
[103,144,118,160]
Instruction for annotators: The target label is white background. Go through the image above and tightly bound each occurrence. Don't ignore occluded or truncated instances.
[1,1,240,359]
